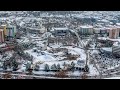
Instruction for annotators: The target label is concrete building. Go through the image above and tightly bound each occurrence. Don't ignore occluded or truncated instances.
[6,25,17,38]
[0,25,7,36]
[79,25,94,35]
[93,27,108,37]
[94,28,101,34]
[0,29,5,43]
[108,28,119,39]
[51,27,70,36]
[26,26,47,34]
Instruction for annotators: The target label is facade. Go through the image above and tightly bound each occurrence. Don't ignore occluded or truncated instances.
[6,26,17,38]
[0,25,7,36]
[51,27,70,36]
[79,25,94,35]
[0,29,5,43]
[109,28,119,39]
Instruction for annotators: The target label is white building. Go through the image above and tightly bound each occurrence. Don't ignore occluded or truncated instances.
[79,25,94,35]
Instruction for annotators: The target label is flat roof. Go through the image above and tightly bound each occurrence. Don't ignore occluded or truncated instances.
[53,27,68,30]
[80,25,93,28]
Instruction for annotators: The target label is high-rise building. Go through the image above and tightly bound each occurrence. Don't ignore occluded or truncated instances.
[0,25,7,36]
[6,25,17,38]
[109,28,119,39]
[0,29,5,43]
[79,25,93,35]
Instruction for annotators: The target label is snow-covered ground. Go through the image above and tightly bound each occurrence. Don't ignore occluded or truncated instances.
[89,64,99,76]
[104,77,120,79]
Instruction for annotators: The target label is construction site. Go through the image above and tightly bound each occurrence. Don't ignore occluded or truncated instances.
[1,11,120,79]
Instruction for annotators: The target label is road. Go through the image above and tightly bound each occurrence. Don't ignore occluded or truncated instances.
[89,54,103,79]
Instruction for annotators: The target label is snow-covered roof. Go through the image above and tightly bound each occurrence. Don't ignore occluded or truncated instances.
[94,27,107,30]
[116,23,120,26]
[100,19,110,23]
[53,27,68,30]
[101,47,112,52]
[80,25,93,29]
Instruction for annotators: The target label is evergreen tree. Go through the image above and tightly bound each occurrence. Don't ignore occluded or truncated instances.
[51,64,57,71]
[3,61,7,70]
[71,62,75,71]
[84,65,89,72]
[57,64,61,71]
[63,62,66,66]
[12,60,18,71]
[44,64,50,72]
[71,62,75,67]
[26,63,31,71]
[34,64,39,71]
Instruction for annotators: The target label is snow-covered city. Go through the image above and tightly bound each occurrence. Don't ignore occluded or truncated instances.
[0,11,120,79]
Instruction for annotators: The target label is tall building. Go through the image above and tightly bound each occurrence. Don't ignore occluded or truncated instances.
[109,28,119,39]
[79,25,93,35]
[0,25,7,36]
[6,25,17,38]
[0,29,5,43]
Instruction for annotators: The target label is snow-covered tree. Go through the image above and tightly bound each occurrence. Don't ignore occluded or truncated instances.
[71,62,75,67]
[63,62,66,66]
[3,61,7,70]
[26,63,31,71]
[44,64,50,72]
[34,64,39,71]
[57,64,61,71]
[51,64,57,71]
[12,60,18,71]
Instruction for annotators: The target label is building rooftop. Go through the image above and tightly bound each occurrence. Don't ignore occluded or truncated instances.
[53,27,68,30]
[80,25,93,29]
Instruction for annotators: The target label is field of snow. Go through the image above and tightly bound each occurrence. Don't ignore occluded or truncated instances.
[104,77,120,79]
[88,64,99,76]
[24,49,56,63]
[62,46,86,60]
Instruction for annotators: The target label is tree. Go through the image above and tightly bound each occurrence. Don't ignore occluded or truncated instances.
[44,64,50,72]
[12,60,18,71]
[81,72,88,79]
[71,62,75,71]
[57,64,61,71]
[3,61,7,70]
[63,62,66,66]
[84,65,89,72]
[34,64,39,71]
[51,64,57,71]
[55,70,68,78]
[26,63,31,71]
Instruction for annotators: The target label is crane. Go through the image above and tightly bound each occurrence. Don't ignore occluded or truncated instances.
[69,29,101,78]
